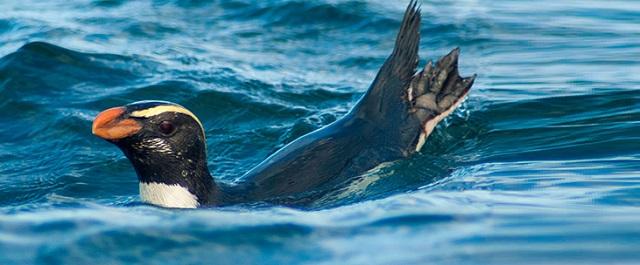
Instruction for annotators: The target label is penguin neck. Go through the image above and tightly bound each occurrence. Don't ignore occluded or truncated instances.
[122,147,222,208]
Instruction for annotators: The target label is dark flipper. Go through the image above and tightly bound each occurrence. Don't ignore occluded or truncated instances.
[356,0,421,122]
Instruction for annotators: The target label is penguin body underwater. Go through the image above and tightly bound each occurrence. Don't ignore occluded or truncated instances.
[92,1,476,208]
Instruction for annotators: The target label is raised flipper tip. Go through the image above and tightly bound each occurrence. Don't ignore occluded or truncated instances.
[464,74,477,87]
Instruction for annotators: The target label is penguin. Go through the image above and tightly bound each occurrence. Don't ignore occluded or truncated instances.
[92,1,476,208]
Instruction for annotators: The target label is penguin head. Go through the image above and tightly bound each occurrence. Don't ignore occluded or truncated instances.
[92,100,214,208]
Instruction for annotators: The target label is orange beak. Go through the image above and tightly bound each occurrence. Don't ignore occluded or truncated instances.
[92,107,142,141]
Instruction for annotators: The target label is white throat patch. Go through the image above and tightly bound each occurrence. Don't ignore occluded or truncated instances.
[139,182,199,208]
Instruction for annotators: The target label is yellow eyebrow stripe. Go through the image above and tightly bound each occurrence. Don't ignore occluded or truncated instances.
[129,105,204,130]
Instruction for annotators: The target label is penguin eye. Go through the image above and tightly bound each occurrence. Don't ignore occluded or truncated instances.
[159,121,175,135]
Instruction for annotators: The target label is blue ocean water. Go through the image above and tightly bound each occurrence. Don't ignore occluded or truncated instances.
[0,0,639,264]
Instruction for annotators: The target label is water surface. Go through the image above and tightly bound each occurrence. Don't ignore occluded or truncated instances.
[1,0,639,264]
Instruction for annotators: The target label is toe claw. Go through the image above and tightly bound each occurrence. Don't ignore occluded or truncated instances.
[464,74,477,88]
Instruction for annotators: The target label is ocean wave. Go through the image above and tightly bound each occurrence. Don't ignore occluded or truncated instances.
[1,1,640,264]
